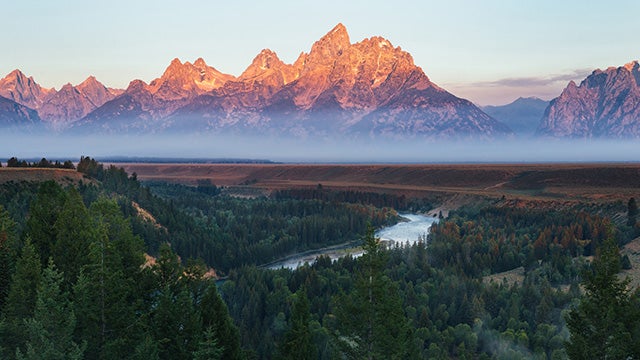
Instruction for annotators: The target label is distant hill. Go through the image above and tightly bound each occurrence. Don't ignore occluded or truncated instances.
[482,97,548,137]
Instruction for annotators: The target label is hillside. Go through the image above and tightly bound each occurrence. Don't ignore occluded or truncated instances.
[0,167,88,185]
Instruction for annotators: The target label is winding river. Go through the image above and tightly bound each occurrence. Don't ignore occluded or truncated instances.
[267,213,438,270]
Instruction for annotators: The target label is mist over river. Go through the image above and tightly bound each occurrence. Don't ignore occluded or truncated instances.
[267,214,438,270]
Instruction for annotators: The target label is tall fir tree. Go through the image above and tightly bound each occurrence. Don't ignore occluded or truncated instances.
[0,238,41,359]
[73,197,146,359]
[199,283,243,360]
[150,245,202,360]
[24,181,67,265]
[334,225,416,359]
[52,187,98,287]
[0,205,18,312]
[16,260,85,360]
[565,234,640,359]
[192,327,224,360]
[279,287,316,360]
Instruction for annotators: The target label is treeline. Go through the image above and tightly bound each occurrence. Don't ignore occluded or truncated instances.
[0,182,242,359]
[145,182,398,271]
[273,187,436,211]
[4,157,75,169]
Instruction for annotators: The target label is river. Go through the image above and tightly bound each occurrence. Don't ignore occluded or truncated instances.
[266,213,438,270]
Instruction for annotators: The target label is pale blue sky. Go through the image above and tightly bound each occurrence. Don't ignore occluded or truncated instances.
[3,0,638,105]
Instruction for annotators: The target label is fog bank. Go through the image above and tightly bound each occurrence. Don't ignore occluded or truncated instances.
[1,133,638,163]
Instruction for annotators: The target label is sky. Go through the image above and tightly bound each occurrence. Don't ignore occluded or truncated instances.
[3,0,639,106]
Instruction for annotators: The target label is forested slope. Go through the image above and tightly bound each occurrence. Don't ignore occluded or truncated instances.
[1,158,639,359]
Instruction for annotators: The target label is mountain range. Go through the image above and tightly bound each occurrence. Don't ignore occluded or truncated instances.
[0,24,639,140]
[0,24,511,139]
[482,97,549,137]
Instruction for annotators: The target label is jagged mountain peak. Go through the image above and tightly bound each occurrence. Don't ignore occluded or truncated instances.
[126,79,149,93]
[4,69,28,81]
[77,76,104,91]
[149,57,235,97]
[624,60,639,72]
[240,49,285,78]
[538,60,640,138]
[327,23,349,40]
[64,24,511,139]
[59,83,75,91]
[194,57,207,68]
[306,23,352,67]
[235,47,307,89]
[38,75,119,126]
[0,69,54,109]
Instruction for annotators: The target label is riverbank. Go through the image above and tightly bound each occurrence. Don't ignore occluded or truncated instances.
[266,213,438,270]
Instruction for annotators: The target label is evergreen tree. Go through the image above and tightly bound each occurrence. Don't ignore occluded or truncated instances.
[24,181,67,265]
[52,187,98,286]
[150,245,202,360]
[16,260,85,360]
[89,198,145,277]
[192,327,223,360]
[0,205,18,311]
[565,235,640,359]
[132,335,160,360]
[200,283,243,360]
[0,238,41,359]
[334,225,415,359]
[280,287,316,360]
[7,157,19,167]
[73,197,146,359]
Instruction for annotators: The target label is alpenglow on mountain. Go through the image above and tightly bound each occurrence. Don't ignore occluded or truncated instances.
[0,24,512,139]
[537,61,640,138]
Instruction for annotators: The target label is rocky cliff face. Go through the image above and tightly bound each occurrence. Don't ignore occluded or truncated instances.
[537,61,640,138]
[38,76,119,127]
[0,71,120,126]
[0,70,54,110]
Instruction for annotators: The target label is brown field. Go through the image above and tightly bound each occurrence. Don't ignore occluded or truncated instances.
[118,163,640,203]
[0,167,89,185]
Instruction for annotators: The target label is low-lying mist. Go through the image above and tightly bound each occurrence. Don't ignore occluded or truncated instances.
[1,133,638,163]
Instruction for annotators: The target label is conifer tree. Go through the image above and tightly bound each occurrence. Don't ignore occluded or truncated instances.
[150,245,202,359]
[0,238,41,359]
[200,283,243,360]
[16,260,85,360]
[565,235,640,359]
[53,187,98,286]
[73,197,146,358]
[335,225,415,359]
[280,287,316,360]
[24,181,67,265]
[0,205,18,311]
[192,327,224,360]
